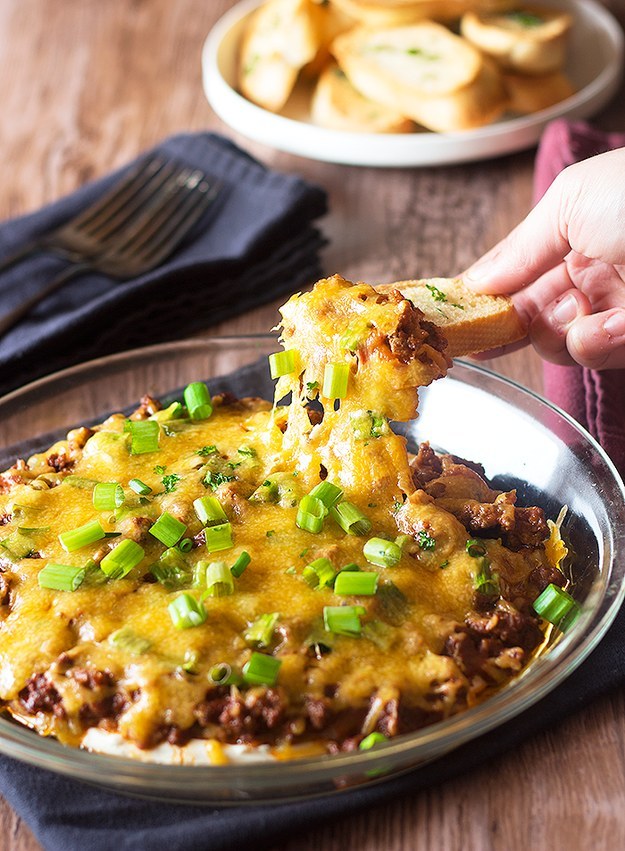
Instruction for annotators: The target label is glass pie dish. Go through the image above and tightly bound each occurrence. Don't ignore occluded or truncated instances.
[0,335,624,805]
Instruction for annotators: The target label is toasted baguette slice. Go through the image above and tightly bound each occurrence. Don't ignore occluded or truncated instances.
[460,6,572,75]
[332,22,483,97]
[333,27,507,131]
[376,277,526,356]
[311,64,415,132]
[239,0,323,112]
[328,0,515,28]
[504,70,575,113]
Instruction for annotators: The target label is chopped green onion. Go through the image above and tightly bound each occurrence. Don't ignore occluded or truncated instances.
[151,401,184,422]
[38,562,86,592]
[269,350,297,379]
[231,551,251,578]
[108,626,151,655]
[533,583,579,630]
[180,649,199,674]
[238,446,256,458]
[178,537,194,553]
[154,464,167,475]
[245,612,279,647]
[196,445,218,457]
[151,547,191,589]
[359,732,388,750]
[100,539,145,579]
[192,560,207,589]
[59,519,105,553]
[193,495,228,526]
[330,501,372,536]
[125,419,160,455]
[466,539,487,558]
[183,382,213,420]
[129,478,152,496]
[149,512,186,547]
[351,411,389,440]
[416,530,436,551]
[249,479,279,503]
[322,362,350,399]
[323,605,365,636]
[334,571,378,596]
[1,531,34,559]
[92,482,125,511]
[168,593,207,629]
[303,557,336,589]
[474,558,499,596]
[296,494,327,534]
[17,526,50,534]
[376,580,408,624]
[204,522,233,552]
[203,561,234,597]
[242,651,282,686]
[363,537,401,568]
[64,475,98,490]
[38,563,85,592]
[209,662,241,686]
[309,481,343,509]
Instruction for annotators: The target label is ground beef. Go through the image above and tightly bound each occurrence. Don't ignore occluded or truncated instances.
[385,294,449,363]
[78,692,128,726]
[46,452,74,472]
[529,562,566,593]
[410,442,443,488]
[69,668,115,689]
[117,516,152,543]
[19,674,65,717]
[440,497,548,550]
[194,686,287,741]
[130,394,162,420]
[305,696,332,731]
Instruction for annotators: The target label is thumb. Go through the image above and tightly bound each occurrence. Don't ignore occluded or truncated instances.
[463,175,571,295]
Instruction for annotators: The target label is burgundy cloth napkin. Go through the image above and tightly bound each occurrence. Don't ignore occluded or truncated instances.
[535,119,625,476]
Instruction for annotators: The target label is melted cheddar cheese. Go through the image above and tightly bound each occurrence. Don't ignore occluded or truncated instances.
[0,276,558,756]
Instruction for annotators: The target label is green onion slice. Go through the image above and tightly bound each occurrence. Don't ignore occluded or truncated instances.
[309,481,343,509]
[474,558,499,596]
[323,605,366,636]
[231,551,251,578]
[151,547,190,589]
[359,732,388,750]
[204,522,233,552]
[193,495,227,527]
[322,362,350,399]
[334,571,378,596]
[149,512,186,548]
[100,539,145,579]
[242,651,282,686]
[303,557,335,590]
[533,583,580,630]
[330,501,372,536]
[128,478,152,496]
[178,537,194,553]
[296,494,327,534]
[1,531,34,559]
[108,626,151,655]
[183,381,213,421]
[245,612,279,647]
[209,662,241,686]
[168,593,207,630]
[363,537,401,568]
[466,539,487,557]
[59,519,105,553]
[268,350,297,379]
[38,563,85,592]
[92,482,125,511]
[203,561,234,597]
[125,419,160,455]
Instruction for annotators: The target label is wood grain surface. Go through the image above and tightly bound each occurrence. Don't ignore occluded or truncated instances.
[0,0,624,848]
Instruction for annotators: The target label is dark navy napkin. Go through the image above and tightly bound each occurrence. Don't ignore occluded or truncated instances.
[0,132,327,396]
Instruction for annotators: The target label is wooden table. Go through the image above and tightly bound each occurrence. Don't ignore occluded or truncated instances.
[0,1,624,848]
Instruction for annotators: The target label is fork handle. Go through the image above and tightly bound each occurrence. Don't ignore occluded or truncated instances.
[0,239,44,275]
[0,262,91,336]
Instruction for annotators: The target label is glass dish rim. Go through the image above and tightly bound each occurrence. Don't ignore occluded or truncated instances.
[1,335,624,799]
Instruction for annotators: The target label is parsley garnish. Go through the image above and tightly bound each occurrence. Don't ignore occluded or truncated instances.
[162,473,182,494]
[306,381,319,393]
[153,464,167,475]
[417,530,436,551]
[196,445,218,457]
[425,283,448,303]
[505,10,543,26]
[204,470,234,491]
[266,530,275,538]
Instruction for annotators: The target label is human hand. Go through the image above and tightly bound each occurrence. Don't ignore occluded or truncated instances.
[463,146,625,370]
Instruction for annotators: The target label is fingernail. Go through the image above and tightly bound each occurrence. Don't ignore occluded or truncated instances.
[603,311,625,339]
[552,294,578,326]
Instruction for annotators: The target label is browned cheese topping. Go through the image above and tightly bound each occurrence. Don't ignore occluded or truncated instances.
[0,275,564,757]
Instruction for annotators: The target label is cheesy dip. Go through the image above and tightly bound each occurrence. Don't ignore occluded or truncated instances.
[0,276,574,761]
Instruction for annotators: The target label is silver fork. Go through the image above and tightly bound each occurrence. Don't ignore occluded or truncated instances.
[0,154,194,272]
[0,167,220,336]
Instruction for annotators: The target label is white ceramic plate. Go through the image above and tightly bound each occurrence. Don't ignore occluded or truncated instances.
[202,0,624,167]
